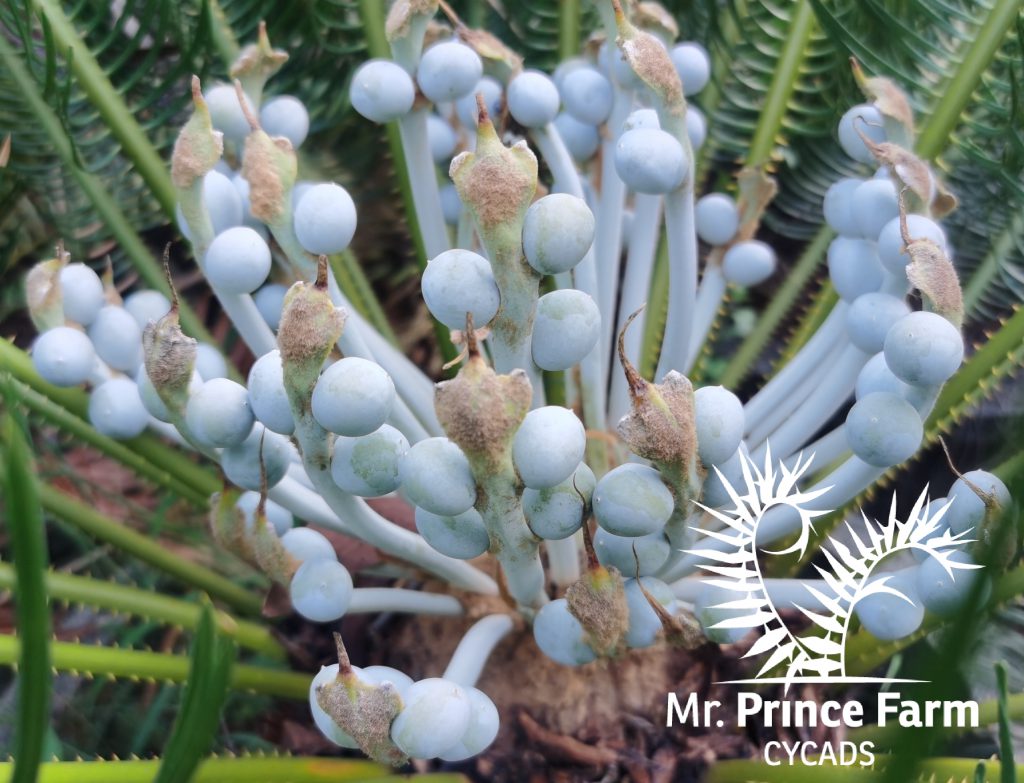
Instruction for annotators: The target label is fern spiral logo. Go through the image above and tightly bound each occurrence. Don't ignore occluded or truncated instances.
[687,448,982,686]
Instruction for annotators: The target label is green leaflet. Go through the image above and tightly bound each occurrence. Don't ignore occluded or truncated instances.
[155,604,236,783]
[0,758,461,782]
[0,634,309,699]
[0,377,52,783]
[0,564,284,660]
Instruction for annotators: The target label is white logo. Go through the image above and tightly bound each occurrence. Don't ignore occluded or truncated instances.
[687,448,981,686]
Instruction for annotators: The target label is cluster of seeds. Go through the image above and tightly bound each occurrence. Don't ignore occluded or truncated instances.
[22,0,1013,767]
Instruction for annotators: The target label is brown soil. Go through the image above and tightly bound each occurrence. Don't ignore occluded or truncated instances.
[374,608,761,782]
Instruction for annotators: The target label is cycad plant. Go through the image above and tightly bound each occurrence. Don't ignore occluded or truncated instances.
[2,0,1024,779]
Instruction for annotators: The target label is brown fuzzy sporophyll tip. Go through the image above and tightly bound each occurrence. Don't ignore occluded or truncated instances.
[170,76,224,189]
[449,99,537,234]
[615,308,699,470]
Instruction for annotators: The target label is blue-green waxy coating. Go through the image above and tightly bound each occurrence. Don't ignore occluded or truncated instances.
[222,423,292,491]
[593,463,674,537]
[512,405,586,489]
[204,225,272,294]
[414,506,490,560]
[293,183,357,256]
[88,377,149,440]
[531,289,601,371]
[421,249,500,330]
[822,178,865,237]
[623,108,659,132]
[855,352,914,401]
[440,184,463,225]
[614,128,688,194]
[260,95,310,149]
[670,42,710,95]
[523,463,595,540]
[916,551,987,616]
[826,237,884,301]
[185,377,254,448]
[554,111,600,161]
[398,437,477,517]
[838,103,886,164]
[701,450,746,509]
[594,529,670,577]
[846,292,911,354]
[417,40,483,103]
[204,84,255,146]
[350,59,416,123]
[32,327,95,387]
[561,67,613,126]
[533,598,597,666]
[522,194,595,275]
[136,366,201,423]
[694,385,744,466]
[311,356,395,437]
[331,424,410,497]
[290,558,353,623]
[231,174,269,240]
[254,284,288,331]
[695,193,739,246]
[694,583,749,644]
[852,178,899,240]
[877,214,947,274]
[236,491,294,536]
[624,577,674,648]
[176,170,244,240]
[123,290,171,330]
[883,311,963,386]
[391,678,472,759]
[59,263,105,326]
[247,349,295,435]
[686,106,707,150]
[437,687,500,762]
[508,70,560,128]
[426,114,457,163]
[854,570,924,641]
[89,305,143,373]
[723,240,776,287]
[281,527,337,564]
[946,469,1011,536]
[845,392,922,468]
[455,76,502,128]
[194,343,228,381]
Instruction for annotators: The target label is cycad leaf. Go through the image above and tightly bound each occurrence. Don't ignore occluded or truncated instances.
[154,602,236,783]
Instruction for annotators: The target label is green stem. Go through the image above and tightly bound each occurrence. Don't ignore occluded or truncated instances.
[850,691,1024,744]
[745,0,816,167]
[0,759,466,782]
[558,0,581,61]
[0,635,307,699]
[32,0,178,216]
[0,339,220,499]
[203,0,241,65]
[5,376,208,506]
[33,483,263,615]
[0,564,283,660]
[0,34,211,343]
[914,0,1024,159]
[1,391,51,783]
[707,757,1024,782]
